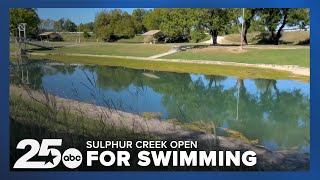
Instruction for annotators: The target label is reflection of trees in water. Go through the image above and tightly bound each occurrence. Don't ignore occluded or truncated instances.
[12,64,310,149]
[205,75,227,88]
[92,67,309,148]
[11,64,43,89]
[95,66,144,92]
[93,67,310,148]
[54,64,77,75]
[11,63,79,89]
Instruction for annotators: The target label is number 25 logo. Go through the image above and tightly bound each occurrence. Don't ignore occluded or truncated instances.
[14,139,62,169]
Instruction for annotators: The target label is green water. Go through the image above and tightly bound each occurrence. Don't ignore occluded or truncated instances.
[10,61,310,152]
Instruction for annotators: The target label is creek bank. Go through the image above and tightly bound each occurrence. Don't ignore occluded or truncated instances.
[24,52,310,77]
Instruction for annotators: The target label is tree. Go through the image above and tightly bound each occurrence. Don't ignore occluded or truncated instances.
[259,8,309,45]
[195,8,233,45]
[143,9,163,30]
[159,9,195,42]
[83,31,91,39]
[240,9,259,45]
[10,8,40,38]
[39,19,55,32]
[115,12,136,38]
[132,9,148,34]
[63,19,77,32]
[80,22,94,32]
[142,9,196,42]
[190,30,207,43]
[53,18,77,32]
[53,18,65,32]
[287,8,310,30]
[94,9,136,41]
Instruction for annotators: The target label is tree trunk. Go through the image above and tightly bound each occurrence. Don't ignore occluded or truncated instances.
[211,30,218,46]
[241,9,257,45]
[273,8,288,45]
[242,27,249,45]
[273,37,280,45]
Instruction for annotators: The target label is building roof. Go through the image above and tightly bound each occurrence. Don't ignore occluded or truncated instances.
[39,32,58,36]
[142,30,162,36]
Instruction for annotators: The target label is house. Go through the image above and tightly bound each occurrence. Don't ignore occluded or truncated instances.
[39,32,62,42]
[142,30,164,44]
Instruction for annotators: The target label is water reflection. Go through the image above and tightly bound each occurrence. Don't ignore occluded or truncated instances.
[10,62,310,152]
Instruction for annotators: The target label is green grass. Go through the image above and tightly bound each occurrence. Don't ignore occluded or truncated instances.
[116,35,145,43]
[24,55,308,82]
[10,91,152,140]
[60,32,97,42]
[11,42,173,57]
[165,48,310,67]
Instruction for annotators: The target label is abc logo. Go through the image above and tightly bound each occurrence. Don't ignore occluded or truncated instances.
[62,148,82,169]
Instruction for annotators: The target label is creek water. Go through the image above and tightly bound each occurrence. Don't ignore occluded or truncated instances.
[10,61,310,152]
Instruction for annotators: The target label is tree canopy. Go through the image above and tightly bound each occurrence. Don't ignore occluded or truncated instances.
[10,8,40,38]
[53,18,77,32]
[132,9,148,34]
[258,8,309,44]
[10,8,309,44]
[94,9,136,41]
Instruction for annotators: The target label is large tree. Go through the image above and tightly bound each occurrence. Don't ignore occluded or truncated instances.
[142,9,163,30]
[53,18,65,32]
[94,9,136,41]
[80,22,94,32]
[259,8,309,45]
[142,9,197,42]
[53,18,77,32]
[63,19,77,32]
[159,9,195,42]
[239,9,259,45]
[39,19,55,32]
[132,8,148,34]
[195,8,234,45]
[10,8,40,38]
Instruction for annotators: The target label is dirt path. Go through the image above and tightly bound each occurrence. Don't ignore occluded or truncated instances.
[148,47,180,59]
[29,52,310,77]
[10,85,309,170]
[202,36,230,44]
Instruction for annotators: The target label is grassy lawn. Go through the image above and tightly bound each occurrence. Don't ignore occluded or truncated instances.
[10,42,173,57]
[164,47,310,67]
[116,35,145,43]
[23,55,308,82]
[60,32,97,42]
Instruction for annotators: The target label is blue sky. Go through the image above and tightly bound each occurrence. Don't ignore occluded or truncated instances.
[37,8,148,24]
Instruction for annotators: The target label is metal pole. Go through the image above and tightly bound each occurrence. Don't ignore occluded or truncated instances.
[241,8,245,49]
[24,24,26,40]
[78,19,81,44]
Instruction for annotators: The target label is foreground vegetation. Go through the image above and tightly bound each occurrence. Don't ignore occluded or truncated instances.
[10,92,148,140]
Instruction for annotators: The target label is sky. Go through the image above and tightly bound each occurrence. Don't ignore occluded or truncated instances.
[37,8,149,24]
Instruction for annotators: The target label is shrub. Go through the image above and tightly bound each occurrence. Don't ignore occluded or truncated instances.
[83,31,91,39]
[191,30,207,43]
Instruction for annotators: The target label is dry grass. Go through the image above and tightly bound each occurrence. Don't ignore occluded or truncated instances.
[224,31,310,45]
[281,31,310,44]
